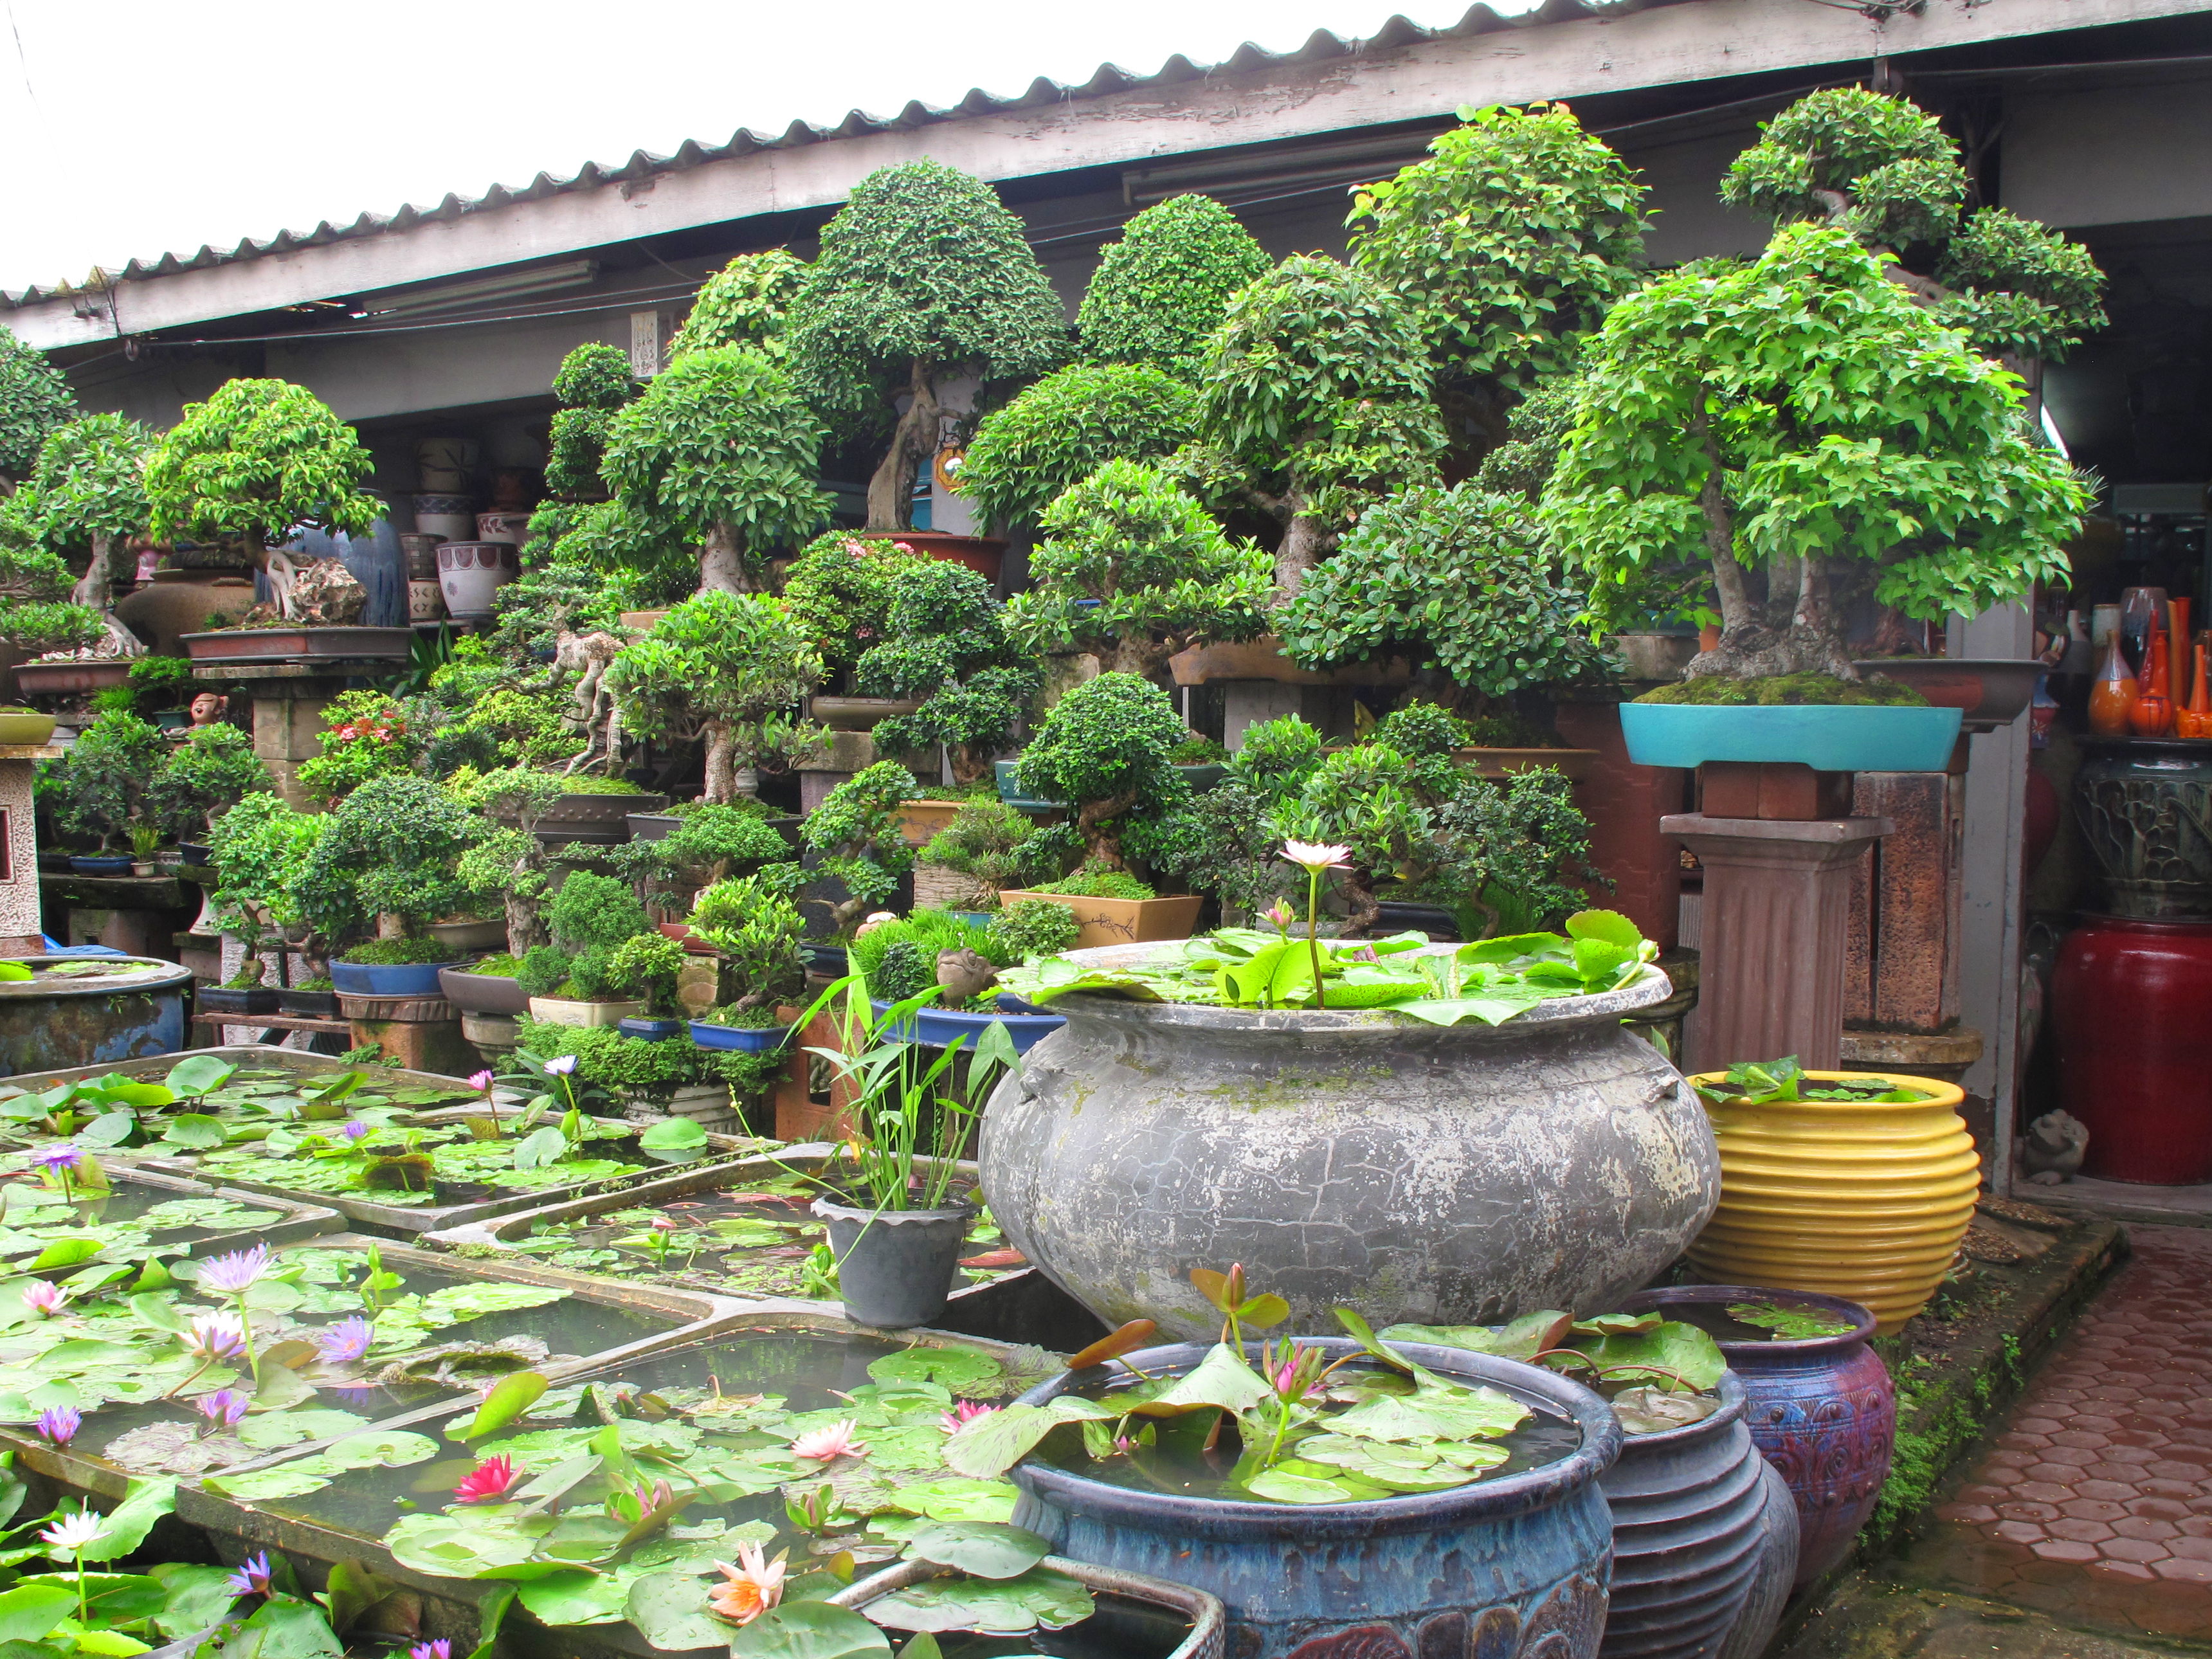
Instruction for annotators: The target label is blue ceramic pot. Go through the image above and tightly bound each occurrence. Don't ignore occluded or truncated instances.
[1618,703,1962,772]
[689,1019,792,1053]
[329,959,464,997]
[1621,1287,1892,1591]
[618,1017,684,1042]
[871,995,1065,1055]
[1010,1337,1619,1659]
[69,856,134,875]
[1598,1373,1795,1659]
[994,758,1069,812]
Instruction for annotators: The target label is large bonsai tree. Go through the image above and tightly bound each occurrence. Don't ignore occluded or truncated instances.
[956,364,1200,534]
[0,413,156,655]
[601,344,831,593]
[0,334,77,493]
[1350,102,1648,455]
[296,773,480,943]
[1179,255,1444,596]
[143,379,381,608]
[1721,88,2106,363]
[1279,481,1600,707]
[1013,672,1190,870]
[1077,193,1271,378]
[779,532,925,685]
[606,591,822,802]
[1544,222,2091,680]
[784,158,1067,531]
[857,561,1040,784]
[670,249,807,360]
[1010,459,1271,678]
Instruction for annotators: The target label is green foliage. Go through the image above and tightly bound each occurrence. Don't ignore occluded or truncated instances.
[1031,869,1154,901]
[516,945,574,1000]
[670,249,808,359]
[336,936,464,966]
[208,792,327,935]
[1637,671,1926,707]
[1079,194,1272,377]
[1544,222,2091,678]
[1373,703,1473,757]
[686,873,807,1004]
[1473,377,1584,502]
[47,711,167,850]
[849,908,998,1001]
[422,684,583,775]
[779,531,926,676]
[1011,459,1271,678]
[0,333,77,483]
[804,761,919,935]
[1,412,155,563]
[1350,103,1647,406]
[607,931,689,1017]
[1126,780,1295,920]
[1228,715,1325,801]
[1280,482,1599,698]
[1933,208,2110,361]
[603,805,792,914]
[547,871,653,955]
[298,774,480,941]
[921,801,1051,894]
[485,560,626,664]
[129,654,197,703]
[152,722,271,833]
[510,1020,766,1096]
[144,379,381,550]
[0,599,103,653]
[552,343,639,412]
[543,343,639,505]
[986,898,1082,963]
[295,691,417,806]
[859,562,1038,783]
[1013,673,1189,867]
[602,345,832,585]
[957,364,1201,533]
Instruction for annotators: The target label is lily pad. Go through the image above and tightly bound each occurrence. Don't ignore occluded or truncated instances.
[862,1566,1092,1635]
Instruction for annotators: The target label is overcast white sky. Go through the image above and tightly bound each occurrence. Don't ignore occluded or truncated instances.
[0,0,1518,293]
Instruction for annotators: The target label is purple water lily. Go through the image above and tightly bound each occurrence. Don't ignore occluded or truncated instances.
[408,1644,451,1659]
[194,1389,249,1436]
[35,1406,79,1446]
[223,1551,271,1598]
[338,1120,370,1143]
[184,1312,247,1363]
[315,1316,374,1366]
[197,1245,271,1295]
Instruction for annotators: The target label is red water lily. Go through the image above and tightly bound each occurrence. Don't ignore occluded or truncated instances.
[453,1455,521,1503]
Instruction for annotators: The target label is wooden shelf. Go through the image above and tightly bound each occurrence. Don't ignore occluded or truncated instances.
[190,1011,351,1036]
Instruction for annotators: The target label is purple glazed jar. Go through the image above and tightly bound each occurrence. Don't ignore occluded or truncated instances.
[1622,1285,1892,1591]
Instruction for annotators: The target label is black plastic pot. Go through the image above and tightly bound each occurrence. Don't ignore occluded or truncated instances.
[199,985,280,1015]
[276,988,340,1017]
[811,1195,974,1328]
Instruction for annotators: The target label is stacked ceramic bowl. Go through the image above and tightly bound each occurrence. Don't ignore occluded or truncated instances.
[438,540,521,619]
[413,494,474,539]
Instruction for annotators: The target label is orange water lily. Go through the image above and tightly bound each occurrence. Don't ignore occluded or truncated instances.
[707,1543,786,1626]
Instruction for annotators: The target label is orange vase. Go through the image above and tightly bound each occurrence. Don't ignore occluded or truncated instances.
[2131,625,2175,736]
[2090,635,2139,736]
[2181,644,2212,739]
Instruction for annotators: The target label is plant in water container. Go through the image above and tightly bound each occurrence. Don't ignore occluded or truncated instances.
[799,977,1021,1329]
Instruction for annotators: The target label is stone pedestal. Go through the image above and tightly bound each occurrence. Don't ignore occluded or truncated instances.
[195,664,350,810]
[0,746,61,954]
[1844,769,1967,1034]
[1555,701,1687,951]
[796,729,878,813]
[1662,813,1892,1073]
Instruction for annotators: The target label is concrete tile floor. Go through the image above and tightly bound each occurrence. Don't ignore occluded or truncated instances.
[1903,1224,2212,1644]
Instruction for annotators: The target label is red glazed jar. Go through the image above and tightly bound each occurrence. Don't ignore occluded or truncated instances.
[2052,914,2212,1183]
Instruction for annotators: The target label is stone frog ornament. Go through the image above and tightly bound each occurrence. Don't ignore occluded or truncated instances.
[2018,1109,2088,1185]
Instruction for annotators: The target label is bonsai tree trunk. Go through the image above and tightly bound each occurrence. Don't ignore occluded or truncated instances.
[865,358,943,532]
[503,887,548,958]
[701,719,737,805]
[1336,867,1383,937]
[1111,636,1175,682]
[69,532,146,657]
[698,523,759,595]
[1077,792,1135,870]
[1273,498,1328,600]
[947,743,993,787]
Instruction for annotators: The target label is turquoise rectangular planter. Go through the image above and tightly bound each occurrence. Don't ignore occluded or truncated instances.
[1618,702,1962,772]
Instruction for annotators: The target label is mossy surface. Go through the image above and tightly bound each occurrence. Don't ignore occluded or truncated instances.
[1636,672,1930,707]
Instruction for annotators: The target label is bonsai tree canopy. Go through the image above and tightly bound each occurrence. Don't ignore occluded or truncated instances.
[0,413,155,655]
[1543,222,2092,681]
[1013,671,1191,870]
[784,158,1067,531]
[803,760,918,937]
[601,345,832,594]
[543,342,637,501]
[0,332,77,491]
[779,532,927,682]
[296,772,480,944]
[956,363,1201,534]
[857,560,1040,784]
[451,766,572,957]
[1011,458,1272,679]
[46,711,167,852]
[154,723,273,835]
[669,249,807,360]
[1077,193,1271,379]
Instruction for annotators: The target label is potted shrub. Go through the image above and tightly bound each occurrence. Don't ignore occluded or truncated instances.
[779,531,926,696]
[802,760,919,944]
[606,591,823,802]
[601,343,832,594]
[206,791,329,972]
[856,561,1040,785]
[602,803,793,925]
[1006,460,1271,680]
[684,873,808,1049]
[608,930,691,1040]
[328,934,469,998]
[784,158,1065,540]
[444,768,568,1008]
[0,413,158,662]
[151,721,272,837]
[520,869,656,1027]
[1078,192,1273,377]
[915,799,1058,910]
[276,974,340,1018]
[849,905,1069,1055]
[46,711,167,862]
[299,775,480,994]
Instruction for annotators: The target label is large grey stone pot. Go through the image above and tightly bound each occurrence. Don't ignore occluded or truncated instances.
[979,955,1718,1340]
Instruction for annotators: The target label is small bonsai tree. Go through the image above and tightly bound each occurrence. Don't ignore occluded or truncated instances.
[1721,88,2107,363]
[687,873,808,1011]
[856,561,1039,784]
[0,526,105,657]
[1125,780,1297,922]
[956,364,1201,535]
[1011,459,1271,679]
[1078,194,1271,378]
[1349,102,1648,454]
[918,800,1053,903]
[607,930,689,1018]
[0,414,156,655]
[1543,222,2092,682]
[543,343,636,501]
[143,379,382,609]
[47,712,167,851]
[804,760,918,936]
[601,804,792,916]
[784,158,1067,531]
[1279,481,1600,709]
[154,723,273,835]
[779,532,927,685]
[606,592,824,802]
[669,249,807,360]
[602,345,831,594]
[1013,672,1190,871]
[0,333,77,492]
[1179,255,1445,595]
[296,774,480,945]
[542,869,655,1001]
[451,767,571,957]
[207,791,329,960]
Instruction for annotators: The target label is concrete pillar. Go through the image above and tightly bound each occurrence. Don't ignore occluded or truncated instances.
[0,748,59,954]
[1662,813,1893,1073]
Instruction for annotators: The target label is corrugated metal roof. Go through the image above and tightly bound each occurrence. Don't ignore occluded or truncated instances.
[3,0,1680,309]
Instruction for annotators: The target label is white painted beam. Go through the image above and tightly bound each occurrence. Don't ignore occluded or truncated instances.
[12,0,2205,352]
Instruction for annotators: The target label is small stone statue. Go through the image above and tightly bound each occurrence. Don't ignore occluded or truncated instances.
[2018,1110,2089,1184]
[936,947,999,1006]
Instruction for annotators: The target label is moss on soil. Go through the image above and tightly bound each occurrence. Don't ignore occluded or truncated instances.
[1636,672,1930,707]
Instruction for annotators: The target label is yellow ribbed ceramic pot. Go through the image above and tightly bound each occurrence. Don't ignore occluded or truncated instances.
[1685,1069,1977,1334]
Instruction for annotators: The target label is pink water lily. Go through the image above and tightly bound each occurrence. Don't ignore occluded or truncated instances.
[1280,840,1352,873]
[454,1455,522,1503]
[939,1400,999,1433]
[22,1280,66,1317]
[708,1542,786,1626]
[788,1419,864,1462]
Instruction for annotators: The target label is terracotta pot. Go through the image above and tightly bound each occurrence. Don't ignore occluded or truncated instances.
[12,660,133,695]
[1170,633,1412,687]
[1683,1070,1977,1334]
[436,541,521,618]
[855,530,1004,582]
[895,799,964,846]
[113,573,258,657]
[2052,914,2212,1183]
[993,890,1202,950]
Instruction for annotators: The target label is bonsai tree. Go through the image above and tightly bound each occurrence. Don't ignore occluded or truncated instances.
[856,561,1040,784]
[956,364,1200,535]
[206,791,329,957]
[296,691,419,806]
[46,712,167,852]
[1179,255,1445,595]
[527,343,691,603]
[0,333,77,493]
[0,525,105,657]
[606,930,689,1018]
[296,774,480,945]
[451,767,571,957]
[606,592,824,802]
[1078,193,1271,378]
[1543,223,2091,682]
[600,803,792,916]
[1279,481,1601,709]
[154,723,273,835]
[1125,779,1297,922]
[538,869,655,1001]
[1011,459,1272,679]
[687,873,808,1011]
[669,249,807,359]
[143,379,382,610]
[601,344,831,593]
[1721,88,2106,363]
[0,414,156,655]
[784,158,1067,531]
[1350,103,1649,455]
[1013,672,1190,870]
[779,532,926,685]
[804,760,918,937]
[918,800,1055,904]
[543,343,635,501]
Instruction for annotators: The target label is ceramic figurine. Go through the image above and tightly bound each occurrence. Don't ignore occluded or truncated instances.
[2018,1109,2089,1184]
